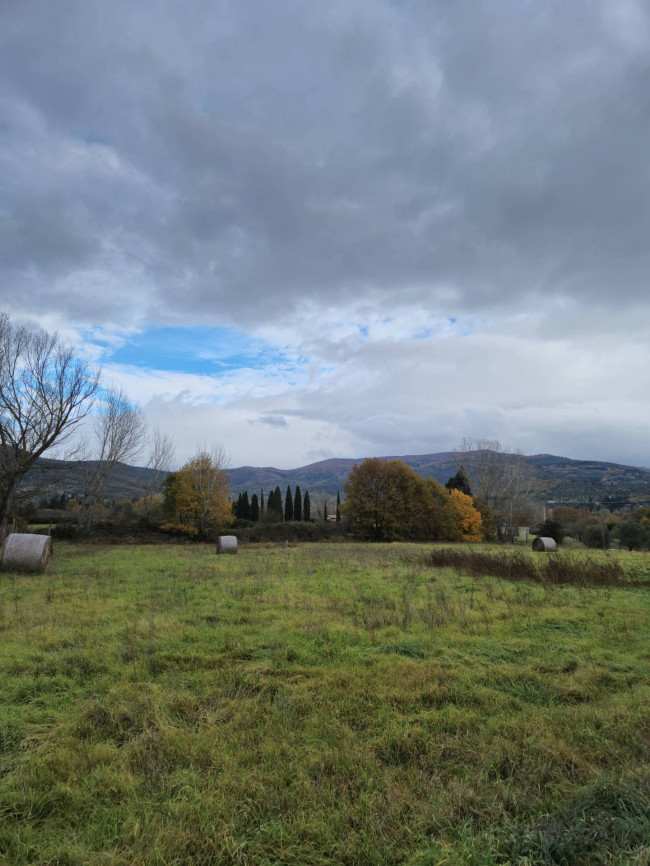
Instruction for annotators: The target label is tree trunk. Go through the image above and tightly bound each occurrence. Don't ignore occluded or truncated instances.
[0,472,26,543]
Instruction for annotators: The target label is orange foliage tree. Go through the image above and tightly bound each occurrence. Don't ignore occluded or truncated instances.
[449,489,483,541]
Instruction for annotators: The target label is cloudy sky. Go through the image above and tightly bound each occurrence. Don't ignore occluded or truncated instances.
[1,0,649,468]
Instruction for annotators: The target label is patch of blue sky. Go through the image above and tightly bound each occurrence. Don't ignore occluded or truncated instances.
[357,324,370,345]
[101,326,299,376]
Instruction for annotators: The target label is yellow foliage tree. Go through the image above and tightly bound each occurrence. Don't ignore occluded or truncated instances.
[162,449,232,536]
[449,489,483,541]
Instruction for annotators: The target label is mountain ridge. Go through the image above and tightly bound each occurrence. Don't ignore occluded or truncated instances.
[22,451,650,509]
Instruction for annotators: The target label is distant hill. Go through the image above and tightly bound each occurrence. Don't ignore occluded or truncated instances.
[229,453,650,508]
[21,458,159,504]
[21,452,650,510]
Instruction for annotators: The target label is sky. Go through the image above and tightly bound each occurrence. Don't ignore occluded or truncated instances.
[1,0,649,469]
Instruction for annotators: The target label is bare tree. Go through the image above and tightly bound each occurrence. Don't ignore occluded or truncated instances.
[455,438,538,539]
[79,386,148,528]
[0,312,99,540]
[142,426,176,515]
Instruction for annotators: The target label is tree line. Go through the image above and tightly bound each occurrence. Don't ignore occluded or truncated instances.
[234,485,313,523]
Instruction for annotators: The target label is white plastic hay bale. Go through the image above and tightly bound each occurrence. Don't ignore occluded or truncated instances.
[216,535,237,555]
[532,536,557,552]
[1,533,53,572]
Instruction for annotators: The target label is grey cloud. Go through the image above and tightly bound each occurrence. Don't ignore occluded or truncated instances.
[252,414,289,429]
[2,0,650,328]
[4,0,650,471]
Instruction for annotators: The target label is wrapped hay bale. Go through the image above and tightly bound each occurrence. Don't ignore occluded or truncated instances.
[1,533,53,572]
[532,536,557,552]
[216,535,237,555]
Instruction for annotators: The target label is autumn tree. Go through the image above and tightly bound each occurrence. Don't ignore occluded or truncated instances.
[344,460,482,543]
[343,458,429,541]
[552,506,583,525]
[162,447,231,536]
[422,478,463,541]
[0,312,99,539]
[449,489,483,541]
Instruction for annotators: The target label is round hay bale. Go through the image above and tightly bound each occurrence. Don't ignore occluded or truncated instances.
[216,535,237,555]
[1,533,53,573]
[532,536,557,552]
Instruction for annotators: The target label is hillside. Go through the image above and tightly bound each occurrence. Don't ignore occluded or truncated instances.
[22,452,650,509]
[230,453,650,507]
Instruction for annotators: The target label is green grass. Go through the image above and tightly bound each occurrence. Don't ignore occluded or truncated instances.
[0,542,649,865]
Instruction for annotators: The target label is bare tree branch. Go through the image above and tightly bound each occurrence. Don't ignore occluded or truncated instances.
[455,438,538,538]
[0,312,99,539]
[79,386,148,527]
[142,426,176,514]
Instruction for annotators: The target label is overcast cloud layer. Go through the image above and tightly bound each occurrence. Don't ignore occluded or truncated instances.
[1,0,649,467]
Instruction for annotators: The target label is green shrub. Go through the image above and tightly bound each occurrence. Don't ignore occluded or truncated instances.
[236,520,346,543]
[583,525,610,549]
[616,521,649,551]
[537,518,565,545]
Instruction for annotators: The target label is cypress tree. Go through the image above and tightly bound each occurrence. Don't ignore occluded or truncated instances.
[303,490,311,522]
[294,485,302,522]
[445,466,472,496]
[284,485,294,521]
[250,493,260,522]
[260,489,265,515]
[241,491,250,521]
[274,485,283,521]
[236,492,242,519]
[336,490,341,522]
[323,499,328,522]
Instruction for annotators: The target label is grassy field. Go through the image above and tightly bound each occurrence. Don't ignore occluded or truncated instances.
[0,541,649,865]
